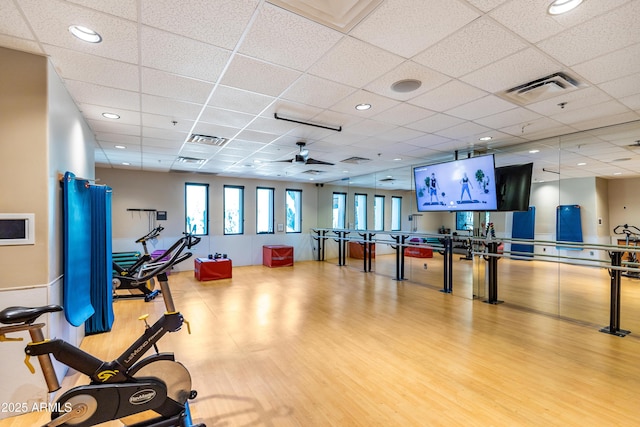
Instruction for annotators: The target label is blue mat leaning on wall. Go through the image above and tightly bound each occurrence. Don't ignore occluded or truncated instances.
[62,172,113,333]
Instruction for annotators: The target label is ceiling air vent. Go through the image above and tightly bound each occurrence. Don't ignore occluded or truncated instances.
[499,72,583,105]
[187,133,229,147]
[176,156,207,165]
[341,156,371,164]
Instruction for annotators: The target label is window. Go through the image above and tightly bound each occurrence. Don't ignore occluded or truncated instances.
[185,183,208,235]
[332,192,346,229]
[391,196,402,231]
[354,193,367,230]
[256,187,275,234]
[374,195,385,231]
[224,185,244,235]
[286,189,302,233]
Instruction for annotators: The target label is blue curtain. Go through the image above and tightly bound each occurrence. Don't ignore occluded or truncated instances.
[62,172,113,333]
[556,205,583,250]
[511,206,535,259]
[85,185,114,334]
[63,172,94,326]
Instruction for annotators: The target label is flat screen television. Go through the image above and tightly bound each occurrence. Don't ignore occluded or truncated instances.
[414,155,497,212]
[495,163,533,212]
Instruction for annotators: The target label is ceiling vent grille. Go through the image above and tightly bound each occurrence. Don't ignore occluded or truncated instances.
[302,169,325,175]
[341,156,371,164]
[187,133,229,147]
[176,156,207,165]
[499,72,583,105]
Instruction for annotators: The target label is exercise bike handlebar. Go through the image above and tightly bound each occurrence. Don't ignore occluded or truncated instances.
[134,225,164,244]
[134,233,199,283]
[613,224,640,237]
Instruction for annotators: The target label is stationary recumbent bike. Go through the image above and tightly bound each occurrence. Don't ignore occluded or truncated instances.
[0,233,205,427]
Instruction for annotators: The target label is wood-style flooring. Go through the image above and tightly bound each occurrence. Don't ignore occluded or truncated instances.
[2,255,640,426]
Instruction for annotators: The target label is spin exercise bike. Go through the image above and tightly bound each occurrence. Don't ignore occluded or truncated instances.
[112,226,169,301]
[0,233,206,427]
[613,224,640,279]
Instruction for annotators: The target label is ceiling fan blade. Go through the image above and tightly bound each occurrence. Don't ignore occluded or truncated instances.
[306,158,334,166]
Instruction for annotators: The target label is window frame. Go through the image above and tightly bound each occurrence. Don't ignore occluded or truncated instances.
[391,196,402,231]
[373,194,385,231]
[285,188,302,233]
[184,182,209,236]
[354,193,367,231]
[223,185,245,235]
[256,186,275,234]
[332,192,347,229]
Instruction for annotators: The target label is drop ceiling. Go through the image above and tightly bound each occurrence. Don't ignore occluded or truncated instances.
[1,0,639,190]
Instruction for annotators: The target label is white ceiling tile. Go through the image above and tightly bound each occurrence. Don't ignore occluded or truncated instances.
[140,95,202,120]
[199,107,255,129]
[364,61,451,101]
[19,0,138,63]
[343,119,398,137]
[465,0,509,12]
[499,117,574,139]
[220,54,301,97]
[238,3,343,71]
[351,0,478,58]
[405,133,452,148]
[140,0,260,50]
[141,137,183,149]
[208,85,275,115]
[67,80,140,111]
[142,113,194,132]
[474,107,542,129]
[414,17,527,78]
[67,0,138,20]
[406,113,466,133]
[143,127,187,142]
[460,48,561,94]
[234,129,279,144]
[371,103,436,126]
[537,1,640,66]
[524,87,612,116]
[95,133,141,145]
[599,73,640,99]
[246,115,299,135]
[88,118,140,136]
[0,0,35,38]
[141,68,214,104]
[45,45,139,91]
[446,95,516,120]
[281,74,355,109]
[409,80,487,111]
[141,27,231,82]
[620,94,640,111]
[572,43,640,85]
[377,126,425,142]
[434,121,493,140]
[308,36,404,87]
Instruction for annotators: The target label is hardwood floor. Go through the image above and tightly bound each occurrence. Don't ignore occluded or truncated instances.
[2,257,640,426]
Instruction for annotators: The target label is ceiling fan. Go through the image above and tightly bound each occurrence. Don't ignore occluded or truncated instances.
[277,142,334,166]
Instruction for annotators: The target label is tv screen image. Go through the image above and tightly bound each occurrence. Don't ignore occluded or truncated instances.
[413,155,497,212]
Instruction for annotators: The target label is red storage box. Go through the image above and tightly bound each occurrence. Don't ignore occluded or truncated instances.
[194,258,232,281]
[404,246,433,258]
[348,241,375,259]
[263,245,294,267]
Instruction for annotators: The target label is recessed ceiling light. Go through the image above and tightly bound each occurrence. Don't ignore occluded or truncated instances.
[614,172,622,175]
[102,112,120,119]
[68,25,102,43]
[355,103,371,111]
[115,145,126,149]
[548,0,583,15]
[479,136,492,141]
[577,162,587,166]
[529,149,540,154]
[122,162,130,166]
[393,157,402,161]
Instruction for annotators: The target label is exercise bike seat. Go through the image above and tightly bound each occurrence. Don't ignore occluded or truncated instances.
[0,305,63,325]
